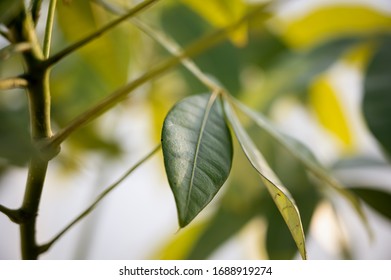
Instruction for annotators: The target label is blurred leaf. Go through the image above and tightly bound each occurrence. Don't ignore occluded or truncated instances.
[332,156,389,170]
[233,99,371,237]
[155,221,207,259]
[162,93,233,227]
[0,105,32,166]
[224,98,307,260]
[344,42,375,70]
[187,185,264,259]
[0,0,23,25]
[349,187,391,221]
[160,4,242,95]
[363,37,391,157]
[56,0,131,89]
[240,30,289,70]
[185,138,267,259]
[181,0,247,46]
[245,36,361,111]
[309,75,353,148]
[277,5,391,49]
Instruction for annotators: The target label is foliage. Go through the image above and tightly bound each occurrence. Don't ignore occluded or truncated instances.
[0,0,391,259]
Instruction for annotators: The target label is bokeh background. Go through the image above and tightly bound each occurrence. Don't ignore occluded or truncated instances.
[1,0,391,259]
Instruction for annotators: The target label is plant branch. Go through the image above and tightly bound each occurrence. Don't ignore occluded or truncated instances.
[29,0,44,25]
[20,156,49,259]
[132,19,222,93]
[39,144,161,254]
[43,0,57,58]
[0,204,21,222]
[0,42,32,60]
[44,0,160,68]
[0,77,28,90]
[48,5,267,149]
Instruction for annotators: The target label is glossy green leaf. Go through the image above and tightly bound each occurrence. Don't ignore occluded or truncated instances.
[223,98,307,260]
[349,187,391,221]
[233,99,371,235]
[162,93,233,227]
[363,37,391,156]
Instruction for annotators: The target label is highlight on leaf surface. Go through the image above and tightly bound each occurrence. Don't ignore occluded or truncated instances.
[161,93,233,227]
[223,98,307,260]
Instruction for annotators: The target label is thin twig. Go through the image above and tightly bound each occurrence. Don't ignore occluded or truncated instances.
[0,77,28,90]
[43,0,57,58]
[48,5,267,149]
[0,42,31,60]
[39,144,161,253]
[30,0,44,25]
[44,0,160,68]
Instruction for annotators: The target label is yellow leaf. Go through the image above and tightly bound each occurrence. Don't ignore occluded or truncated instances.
[309,76,353,149]
[275,5,391,49]
[153,221,207,259]
[344,42,375,70]
[181,0,248,46]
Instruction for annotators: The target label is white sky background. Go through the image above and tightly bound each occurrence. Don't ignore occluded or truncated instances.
[1,0,391,260]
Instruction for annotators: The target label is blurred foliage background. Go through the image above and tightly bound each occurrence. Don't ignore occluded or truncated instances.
[1,0,391,259]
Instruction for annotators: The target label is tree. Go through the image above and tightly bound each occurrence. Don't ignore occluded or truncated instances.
[0,0,390,260]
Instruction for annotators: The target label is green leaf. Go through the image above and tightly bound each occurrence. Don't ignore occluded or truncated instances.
[256,131,320,259]
[233,98,371,236]
[349,187,391,221]
[223,98,307,260]
[162,93,233,227]
[363,37,391,157]
[160,4,241,95]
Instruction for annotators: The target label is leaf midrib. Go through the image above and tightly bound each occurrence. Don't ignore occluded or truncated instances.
[185,93,218,219]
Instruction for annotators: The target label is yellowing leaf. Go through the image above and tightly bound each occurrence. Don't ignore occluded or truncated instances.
[181,0,248,46]
[309,76,353,149]
[276,6,391,48]
[224,99,307,260]
[154,221,207,259]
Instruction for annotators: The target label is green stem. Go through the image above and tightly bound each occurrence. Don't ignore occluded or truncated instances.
[39,144,161,254]
[48,5,267,149]
[44,0,160,68]
[43,0,57,59]
[20,156,49,259]
[0,205,20,222]
[0,77,28,90]
[9,4,54,259]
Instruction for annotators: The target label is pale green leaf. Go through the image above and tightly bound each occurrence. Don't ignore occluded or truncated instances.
[162,93,233,227]
[223,98,307,260]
